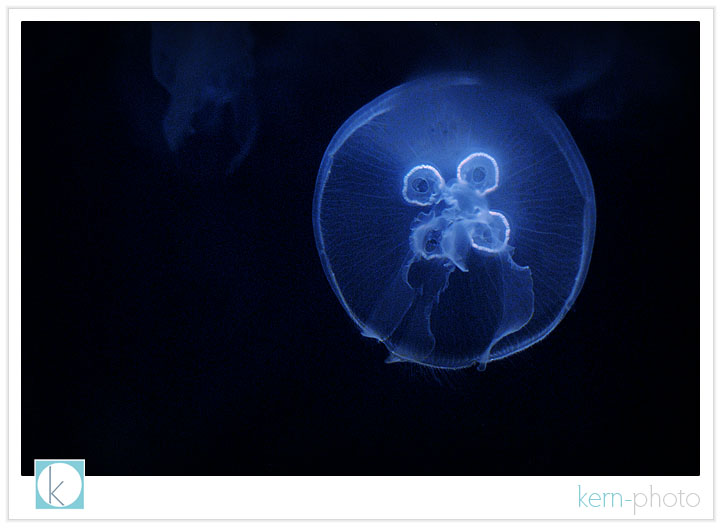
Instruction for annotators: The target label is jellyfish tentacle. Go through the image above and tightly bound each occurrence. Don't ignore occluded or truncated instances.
[385,260,453,364]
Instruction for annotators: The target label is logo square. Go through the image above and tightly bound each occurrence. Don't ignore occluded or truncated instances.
[35,459,84,509]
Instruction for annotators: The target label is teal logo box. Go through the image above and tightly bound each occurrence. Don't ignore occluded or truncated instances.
[35,459,84,509]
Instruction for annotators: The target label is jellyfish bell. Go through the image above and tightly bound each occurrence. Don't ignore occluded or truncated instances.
[313,74,596,370]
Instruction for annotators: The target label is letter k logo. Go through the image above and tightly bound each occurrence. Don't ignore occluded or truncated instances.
[35,461,84,509]
[47,465,64,506]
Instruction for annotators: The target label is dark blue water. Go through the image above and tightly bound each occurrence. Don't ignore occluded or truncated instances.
[21,22,699,476]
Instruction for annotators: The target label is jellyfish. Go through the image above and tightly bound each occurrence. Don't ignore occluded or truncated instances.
[150,22,257,173]
[312,74,595,370]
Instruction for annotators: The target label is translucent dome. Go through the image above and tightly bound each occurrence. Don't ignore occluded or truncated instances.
[313,75,596,370]
[150,22,257,174]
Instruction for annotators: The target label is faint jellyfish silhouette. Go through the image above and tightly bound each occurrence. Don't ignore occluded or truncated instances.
[425,24,619,102]
[313,74,596,370]
[150,22,257,174]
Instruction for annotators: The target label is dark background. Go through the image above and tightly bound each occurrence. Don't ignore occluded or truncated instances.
[22,22,700,476]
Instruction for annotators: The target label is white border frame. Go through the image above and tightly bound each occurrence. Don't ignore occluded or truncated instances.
[5,6,713,521]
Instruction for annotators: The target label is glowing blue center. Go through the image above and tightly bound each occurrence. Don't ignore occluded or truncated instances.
[402,152,509,272]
